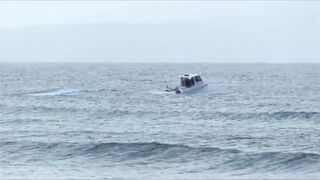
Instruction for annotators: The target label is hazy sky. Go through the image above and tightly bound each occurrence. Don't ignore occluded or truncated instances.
[2,1,319,28]
[0,1,319,63]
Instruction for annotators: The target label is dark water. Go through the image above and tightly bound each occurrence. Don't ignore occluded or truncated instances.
[0,63,319,179]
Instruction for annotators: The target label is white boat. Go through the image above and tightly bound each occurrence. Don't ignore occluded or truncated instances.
[167,74,208,94]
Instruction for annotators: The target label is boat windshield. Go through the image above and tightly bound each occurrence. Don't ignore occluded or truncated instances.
[195,76,202,82]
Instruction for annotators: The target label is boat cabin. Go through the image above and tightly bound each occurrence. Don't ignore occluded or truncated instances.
[180,74,203,88]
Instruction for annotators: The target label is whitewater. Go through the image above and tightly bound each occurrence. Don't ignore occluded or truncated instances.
[0,63,319,179]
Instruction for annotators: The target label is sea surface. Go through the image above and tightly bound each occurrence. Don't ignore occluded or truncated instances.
[0,63,319,179]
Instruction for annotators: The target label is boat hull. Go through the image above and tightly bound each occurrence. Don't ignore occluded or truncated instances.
[175,83,207,94]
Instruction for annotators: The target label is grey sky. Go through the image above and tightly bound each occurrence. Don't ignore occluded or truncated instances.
[0,1,319,63]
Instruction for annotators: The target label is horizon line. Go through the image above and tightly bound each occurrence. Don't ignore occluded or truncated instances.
[0,62,319,64]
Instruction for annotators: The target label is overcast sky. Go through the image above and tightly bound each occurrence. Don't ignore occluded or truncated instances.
[0,1,319,63]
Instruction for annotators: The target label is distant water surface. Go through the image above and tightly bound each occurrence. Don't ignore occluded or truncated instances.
[0,63,319,179]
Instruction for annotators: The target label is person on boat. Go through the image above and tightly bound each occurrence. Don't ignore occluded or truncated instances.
[185,78,191,87]
[190,77,195,86]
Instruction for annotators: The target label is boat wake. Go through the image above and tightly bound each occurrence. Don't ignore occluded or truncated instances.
[147,90,176,95]
[28,88,104,96]
[149,84,230,96]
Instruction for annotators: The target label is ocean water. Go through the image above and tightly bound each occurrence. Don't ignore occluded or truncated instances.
[0,63,319,179]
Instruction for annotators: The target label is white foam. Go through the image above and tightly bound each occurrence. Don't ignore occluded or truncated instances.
[29,88,82,96]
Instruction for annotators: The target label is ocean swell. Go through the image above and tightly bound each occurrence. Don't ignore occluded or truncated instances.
[1,141,319,174]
